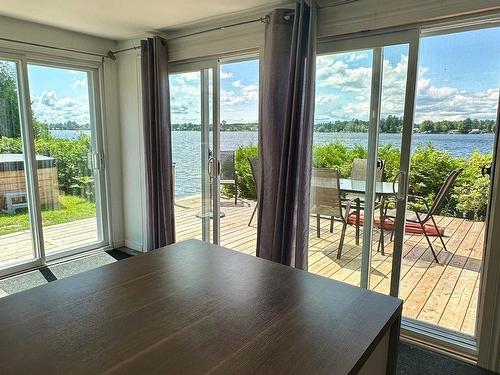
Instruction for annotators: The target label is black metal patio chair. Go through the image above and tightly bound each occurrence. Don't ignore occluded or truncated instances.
[220,150,238,205]
[382,168,463,263]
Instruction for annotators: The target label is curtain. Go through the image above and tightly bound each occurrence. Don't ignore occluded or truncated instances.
[141,36,176,250]
[256,1,317,269]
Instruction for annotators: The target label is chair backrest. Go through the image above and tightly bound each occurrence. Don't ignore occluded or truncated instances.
[247,157,260,198]
[351,158,384,182]
[219,151,236,181]
[425,168,463,219]
[310,168,343,218]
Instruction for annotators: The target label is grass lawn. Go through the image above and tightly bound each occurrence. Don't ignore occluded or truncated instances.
[0,195,96,236]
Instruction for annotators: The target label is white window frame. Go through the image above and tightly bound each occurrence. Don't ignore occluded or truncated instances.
[0,46,111,276]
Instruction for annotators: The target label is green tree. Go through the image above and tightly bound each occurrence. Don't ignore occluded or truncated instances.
[0,62,21,138]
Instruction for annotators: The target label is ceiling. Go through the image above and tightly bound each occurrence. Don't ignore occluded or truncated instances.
[0,0,292,41]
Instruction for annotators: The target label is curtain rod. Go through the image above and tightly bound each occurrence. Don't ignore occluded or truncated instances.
[0,36,110,59]
[109,15,271,59]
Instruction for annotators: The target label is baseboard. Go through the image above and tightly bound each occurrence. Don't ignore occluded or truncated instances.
[112,239,125,248]
[124,239,145,252]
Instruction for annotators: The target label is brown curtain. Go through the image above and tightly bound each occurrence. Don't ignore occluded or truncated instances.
[256,1,317,269]
[141,36,175,249]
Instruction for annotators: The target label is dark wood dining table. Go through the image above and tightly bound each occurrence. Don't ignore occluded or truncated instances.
[0,239,403,375]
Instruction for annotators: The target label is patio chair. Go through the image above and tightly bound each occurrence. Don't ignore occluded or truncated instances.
[310,168,357,259]
[247,157,259,226]
[345,158,385,247]
[382,168,463,263]
[346,158,385,203]
[220,150,238,205]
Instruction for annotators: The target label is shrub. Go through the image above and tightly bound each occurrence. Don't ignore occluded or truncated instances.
[221,144,258,199]
[35,135,92,194]
[408,144,462,214]
[1,135,92,196]
[232,142,492,220]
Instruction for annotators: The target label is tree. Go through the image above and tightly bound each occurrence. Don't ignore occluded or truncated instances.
[0,62,21,138]
[419,120,434,133]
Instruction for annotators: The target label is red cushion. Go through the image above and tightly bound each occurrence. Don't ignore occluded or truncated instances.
[347,212,444,236]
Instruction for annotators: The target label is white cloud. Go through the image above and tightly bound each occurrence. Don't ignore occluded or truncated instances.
[71,78,87,90]
[220,71,232,79]
[315,53,500,123]
[31,90,90,124]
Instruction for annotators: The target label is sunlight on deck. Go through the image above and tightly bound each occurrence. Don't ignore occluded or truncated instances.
[175,194,483,337]
[0,218,98,266]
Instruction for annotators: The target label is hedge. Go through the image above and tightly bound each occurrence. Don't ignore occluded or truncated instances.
[227,142,492,221]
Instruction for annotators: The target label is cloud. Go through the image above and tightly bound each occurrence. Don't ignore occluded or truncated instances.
[220,71,232,79]
[31,90,90,124]
[71,78,87,90]
[315,53,499,123]
[171,104,189,114]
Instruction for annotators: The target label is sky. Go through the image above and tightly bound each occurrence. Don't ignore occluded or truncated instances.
[28,65,90,125]
[25,26,500,126]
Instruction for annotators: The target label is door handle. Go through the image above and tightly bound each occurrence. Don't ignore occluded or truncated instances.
[482,164,492,178]
[208,156,214,179]
[393,171,406,202]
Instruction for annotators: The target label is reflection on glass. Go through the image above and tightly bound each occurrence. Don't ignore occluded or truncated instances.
[0,60,36,267]
[27,64,99,255]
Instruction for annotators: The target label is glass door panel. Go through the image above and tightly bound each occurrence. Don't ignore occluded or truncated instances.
[26,64,104,256]
[308,49,374,287]
[0,59,37,269]
[368,43,410,292]
[170,68,214,243]
[399,27,500,338]
[217,58,260,254]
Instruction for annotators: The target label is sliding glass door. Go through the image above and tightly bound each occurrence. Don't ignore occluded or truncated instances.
[170,55,259,249]
[310,30,419,294]
[170,64,217,243]
[0,55,41,273]
[26,63,107,257]
[0,54,108,276]
[313,25,500,352]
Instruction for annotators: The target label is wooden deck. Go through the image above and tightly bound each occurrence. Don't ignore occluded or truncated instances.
[175,194,484,337]
[0,218,98,266]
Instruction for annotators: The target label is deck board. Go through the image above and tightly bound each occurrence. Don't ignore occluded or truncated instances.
[174,194,485,337]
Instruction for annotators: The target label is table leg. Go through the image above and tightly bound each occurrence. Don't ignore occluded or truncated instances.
[355,199,360,245]
[386,313,402,375]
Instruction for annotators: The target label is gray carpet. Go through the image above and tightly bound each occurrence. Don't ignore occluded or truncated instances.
[398,342,494,374]
[0,270,48,295]
[0,250,130,298]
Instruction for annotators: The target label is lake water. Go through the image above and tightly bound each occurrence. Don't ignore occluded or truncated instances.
[172,131,495,197]
[50,129,91,139]
[50,129,495,197]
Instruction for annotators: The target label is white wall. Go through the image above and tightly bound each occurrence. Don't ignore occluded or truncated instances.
[116,40,147,251]
[0,15,125,249]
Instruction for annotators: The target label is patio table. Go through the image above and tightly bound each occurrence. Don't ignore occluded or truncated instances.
[312,177,399,252]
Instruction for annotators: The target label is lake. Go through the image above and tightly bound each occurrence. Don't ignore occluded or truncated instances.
[50,129,495,197]
[172,131,495,197]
